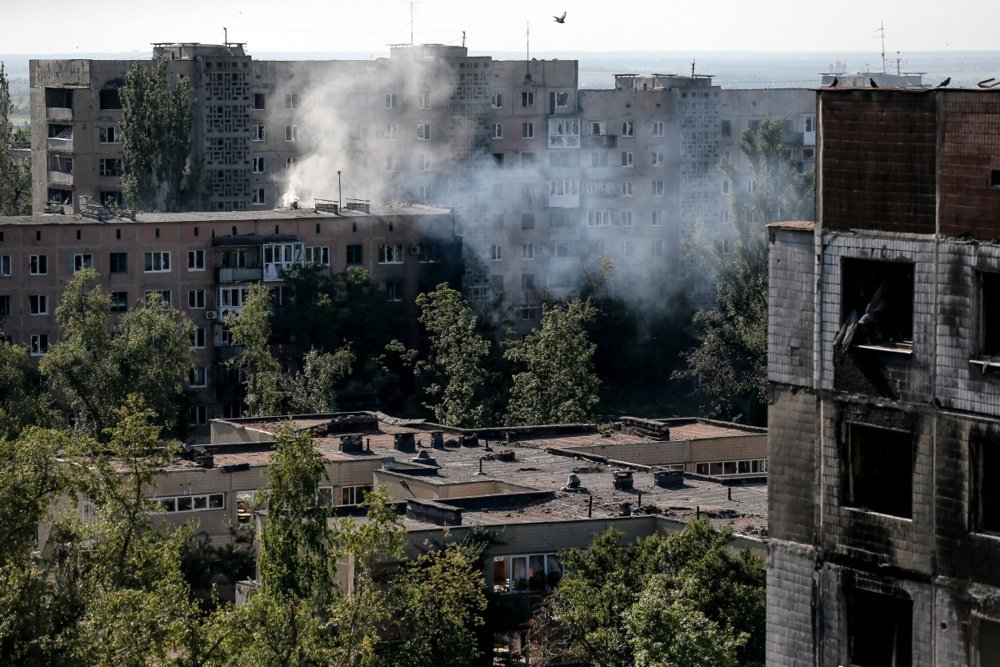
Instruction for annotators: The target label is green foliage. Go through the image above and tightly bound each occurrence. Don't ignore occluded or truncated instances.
[283,346,355,414]
[120,58,197,212]
[0,62,30,215]
[384,544,487,667]
[535,521,765,667]
[227,283,283,418]
[416,283,491,427]
[41,269,195,436]
[257,424,335,602]
[0,338,57,440]
[677,222,769,423]
[678,117,814,425]
[505,299,599,425]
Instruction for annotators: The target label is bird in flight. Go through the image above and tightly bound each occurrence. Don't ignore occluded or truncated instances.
[829,76,838,88]
[937,77,951,88]
[554,11,566,23]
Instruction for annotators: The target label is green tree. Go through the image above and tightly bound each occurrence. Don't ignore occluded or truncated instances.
[257,424,337,603]
[0,62,30,215]
[227,283,283,418]
[416,283,491,427]
[0,337,57,440]
[534,521,765,667]
[120,58,197,211]
[505,300,599,426]
[283,347,355,414]
[385,544,487,667]
[41,269,195,436]
[0,402,206,665]
[677,118,814,425]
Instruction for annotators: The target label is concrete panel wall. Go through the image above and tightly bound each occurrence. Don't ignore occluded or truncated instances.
[768,386,818,544]
[766,540,817,667]
[768,225,816,387]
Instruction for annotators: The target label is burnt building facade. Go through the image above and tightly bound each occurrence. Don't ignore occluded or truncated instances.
[767,88,1000,666]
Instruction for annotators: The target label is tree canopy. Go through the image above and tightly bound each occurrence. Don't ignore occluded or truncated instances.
[0,61,30,215]
[505,299,599,426]
[40,268,195,436]
[416,283,491,427]
[532,521,765,667]
[120,58,197,211]
[677,117,814,425]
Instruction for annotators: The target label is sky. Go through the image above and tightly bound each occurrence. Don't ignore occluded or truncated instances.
[3,0,1000,56]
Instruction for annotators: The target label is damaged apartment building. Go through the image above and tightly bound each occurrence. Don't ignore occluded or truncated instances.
[29,42,814,323]
[0,203,461,426]
[767,87,1000,666]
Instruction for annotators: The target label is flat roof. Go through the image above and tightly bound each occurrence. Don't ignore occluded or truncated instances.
[0,203,452,227]
[189,413,768,538]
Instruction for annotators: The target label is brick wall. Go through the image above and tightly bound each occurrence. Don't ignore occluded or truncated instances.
[939,92,1000,239]
[820,90,937,235]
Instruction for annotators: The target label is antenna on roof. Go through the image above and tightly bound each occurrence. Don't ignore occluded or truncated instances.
[525,21,531,80]
[410,1,414,45]
[223,26,228,47]
[878,21,887,73]
[691,60,695,77]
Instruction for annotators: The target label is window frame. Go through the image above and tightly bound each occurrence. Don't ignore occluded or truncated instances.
[144,251,171,273]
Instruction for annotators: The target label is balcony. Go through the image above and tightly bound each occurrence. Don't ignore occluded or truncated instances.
[216,266,263,283]
[584,134,617,148]
[47,137,73,152]
[47,170,73,186]
[46,107,73,122]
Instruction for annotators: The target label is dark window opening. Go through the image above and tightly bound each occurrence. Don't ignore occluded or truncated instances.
[975,618,1000,667]
[846,423,913,518]
[346,244,363,265]
[109,252,128,274]
[253,93,265,110]
[847,589,912,667]
[970,438,1000,534]
[45,88,73,109]
[836,258,914,351]
[100,88,122,110]
[721,119,732,137]
[992,169,1000,188]
[979,272,1000,358]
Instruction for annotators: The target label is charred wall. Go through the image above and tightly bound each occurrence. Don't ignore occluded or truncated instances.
[820,90,937,235]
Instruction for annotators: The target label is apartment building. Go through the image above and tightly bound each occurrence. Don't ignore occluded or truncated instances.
[30,44,814,324]
[767,87,1000,666]
[0,204,460,426]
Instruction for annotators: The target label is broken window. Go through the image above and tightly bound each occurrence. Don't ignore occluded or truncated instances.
[974,617,1000,667]
[99,87,121,110]
[45,87,73,109]
[978,272,1000,359]
[847,589,912,667]
[835,258,914,352]
[846,423,912,518]
[970,437,1000,534]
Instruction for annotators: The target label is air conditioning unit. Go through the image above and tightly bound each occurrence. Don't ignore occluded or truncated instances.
[205,310,218,321]
[409,244,421,255]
